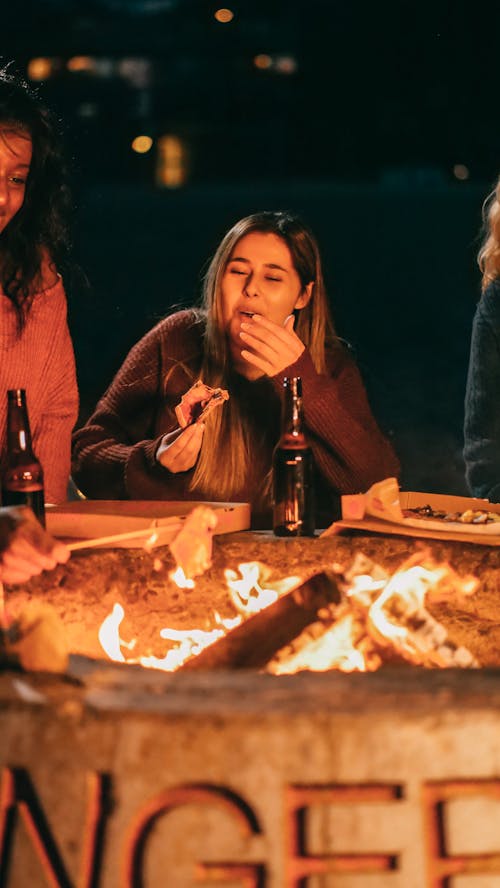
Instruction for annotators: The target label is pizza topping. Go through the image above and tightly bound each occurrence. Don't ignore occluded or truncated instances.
[405,505,500,525]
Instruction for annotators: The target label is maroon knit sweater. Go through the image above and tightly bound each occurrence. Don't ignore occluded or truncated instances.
[72,310,400,526]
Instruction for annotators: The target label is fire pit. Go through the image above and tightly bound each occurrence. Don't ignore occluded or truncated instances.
[2,529,500,887]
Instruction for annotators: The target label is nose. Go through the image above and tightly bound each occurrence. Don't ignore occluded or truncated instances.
[243,271,259,298]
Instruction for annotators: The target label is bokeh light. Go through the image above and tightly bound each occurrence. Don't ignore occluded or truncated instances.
[131,135,153,154]
[156,135,188,187]
[214,8,234,23]
[254,54,272,70]
[67,56,96,74]
[453,164,470,181]
[27,58,54,81]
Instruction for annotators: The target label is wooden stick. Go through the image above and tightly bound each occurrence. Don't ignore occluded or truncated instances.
[66,523,183,552]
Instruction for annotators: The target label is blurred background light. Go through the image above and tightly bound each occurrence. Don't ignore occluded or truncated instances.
[155,134,188,187]
[131,134,153,153]
[453,164,470,181]
[214,8,234,23]
[274,55,297,75]
[67,56,97,73]
[253,54,272,70]
[27,57,55,80]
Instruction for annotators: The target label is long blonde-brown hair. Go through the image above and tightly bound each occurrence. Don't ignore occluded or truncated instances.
[478,176,500,290]
[189,211,337,501]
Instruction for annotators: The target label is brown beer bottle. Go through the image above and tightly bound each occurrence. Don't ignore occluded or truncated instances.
[272,376,315,537]
[2,389,46,526]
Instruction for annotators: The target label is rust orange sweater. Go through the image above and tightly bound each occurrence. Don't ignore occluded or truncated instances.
[0,277,79,504]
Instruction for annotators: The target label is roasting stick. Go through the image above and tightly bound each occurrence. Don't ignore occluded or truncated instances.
[66,522,183,552]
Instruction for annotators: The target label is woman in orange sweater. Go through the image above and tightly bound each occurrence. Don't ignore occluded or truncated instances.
[0,67,78,505]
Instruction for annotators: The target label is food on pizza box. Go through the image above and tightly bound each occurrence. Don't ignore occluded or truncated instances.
[340,478,500,535]
[175,379,229,428]
[405,505,500,525]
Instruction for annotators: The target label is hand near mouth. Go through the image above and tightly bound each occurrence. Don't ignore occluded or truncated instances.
[239,313,305,377]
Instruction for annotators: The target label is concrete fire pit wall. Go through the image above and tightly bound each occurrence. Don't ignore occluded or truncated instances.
[3,666,500,887]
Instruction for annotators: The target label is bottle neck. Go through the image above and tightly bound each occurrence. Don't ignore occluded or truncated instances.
[280,377,307,445]
[6,389,34,455]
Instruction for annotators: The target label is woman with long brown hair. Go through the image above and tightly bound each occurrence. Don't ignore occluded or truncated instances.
[72,211,399,527]
[464,178,500,501]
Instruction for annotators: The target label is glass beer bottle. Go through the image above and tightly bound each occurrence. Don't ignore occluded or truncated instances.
[272,376,315,537]
[2,389,46,526]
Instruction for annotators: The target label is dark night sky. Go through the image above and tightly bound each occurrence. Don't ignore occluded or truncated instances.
[1,0,499,186]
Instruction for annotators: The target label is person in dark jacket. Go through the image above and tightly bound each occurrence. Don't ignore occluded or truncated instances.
[464,177,500,501]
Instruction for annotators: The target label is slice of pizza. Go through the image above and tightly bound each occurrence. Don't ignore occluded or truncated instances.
[175,379,229,428]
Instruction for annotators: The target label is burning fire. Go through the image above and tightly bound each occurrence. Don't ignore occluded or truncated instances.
[98,551,479,674]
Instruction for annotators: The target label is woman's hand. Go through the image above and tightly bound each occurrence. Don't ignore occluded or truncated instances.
[239,313,305,377]
[0,506,70,584]
[156,423,205,473]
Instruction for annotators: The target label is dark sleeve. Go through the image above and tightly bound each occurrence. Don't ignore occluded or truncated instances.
[71,320,195,500]
[464,285,500,502]
[272,344,400,494]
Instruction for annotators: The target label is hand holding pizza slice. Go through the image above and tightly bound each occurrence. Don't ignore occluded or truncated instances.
[157,380,229,473]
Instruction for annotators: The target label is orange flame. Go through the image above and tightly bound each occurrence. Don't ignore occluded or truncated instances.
[98,555,479,674]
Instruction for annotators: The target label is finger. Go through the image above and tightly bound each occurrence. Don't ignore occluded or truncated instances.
[240,327,302,371]
[240,349,274,376]
[51,541,70,564]
[248,313,299,337]
[158,423,204,471]
[173,427,204,471]
[241,316,292,346]
[4,537,58,571]
[1,564,43,584]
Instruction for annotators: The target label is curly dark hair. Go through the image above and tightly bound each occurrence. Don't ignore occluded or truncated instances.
[0,66,74,326]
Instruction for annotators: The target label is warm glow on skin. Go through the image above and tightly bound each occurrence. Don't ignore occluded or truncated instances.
[0,130,32,235]
[221,231,311,380]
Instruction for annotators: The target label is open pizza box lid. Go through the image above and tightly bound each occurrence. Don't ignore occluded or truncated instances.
[46,500,251,548]
[322,479,500,546]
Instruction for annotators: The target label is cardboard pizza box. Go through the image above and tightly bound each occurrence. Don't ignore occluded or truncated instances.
[325,489,500,546]
[46,500,251,547]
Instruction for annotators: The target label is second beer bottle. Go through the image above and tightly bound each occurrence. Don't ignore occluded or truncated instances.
[272,375,315,537]
[2,389,46,526]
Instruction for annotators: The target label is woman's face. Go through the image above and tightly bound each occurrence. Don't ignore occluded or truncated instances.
[0,129,32,236]
[221,231,311,378]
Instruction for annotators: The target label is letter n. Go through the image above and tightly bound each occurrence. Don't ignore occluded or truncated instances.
[0,767,107,888]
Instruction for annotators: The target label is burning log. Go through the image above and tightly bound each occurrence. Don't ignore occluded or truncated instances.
[269,552,479,674]
[180,570,342,671]
[181,551,478,675]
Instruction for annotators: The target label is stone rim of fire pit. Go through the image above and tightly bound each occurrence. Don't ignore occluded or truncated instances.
[3,662,500,718]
